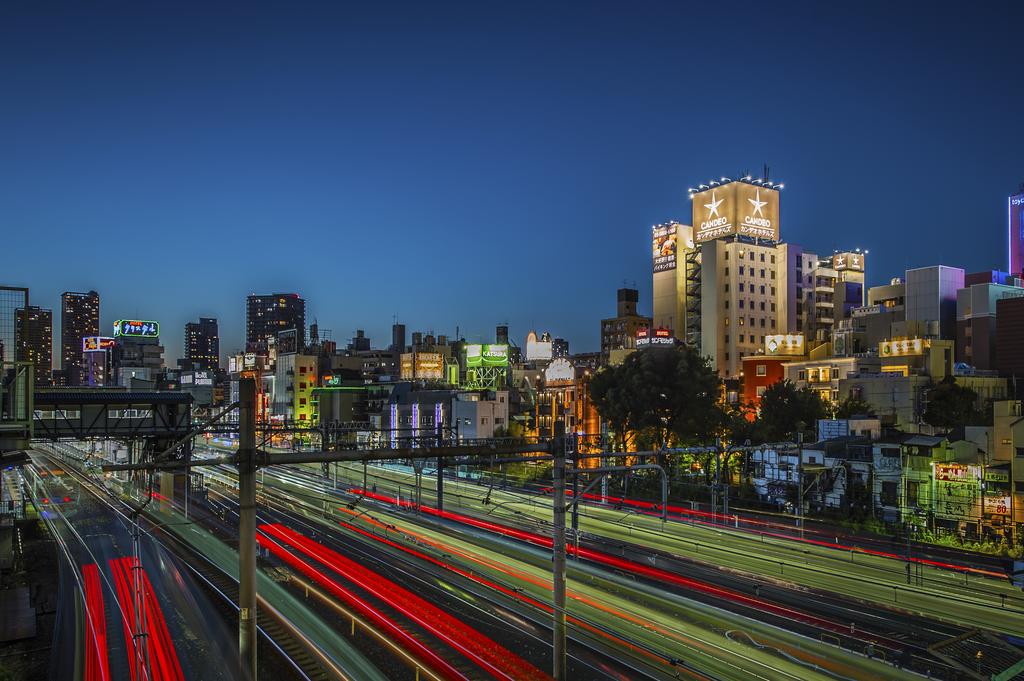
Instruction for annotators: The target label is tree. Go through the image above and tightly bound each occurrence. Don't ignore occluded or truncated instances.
[922,378,986,431]
[589,345,726,461]
[757,380,829,442]
[833,394,876,419]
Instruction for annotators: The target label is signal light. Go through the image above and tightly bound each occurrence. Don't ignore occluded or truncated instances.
[42,498,49,504]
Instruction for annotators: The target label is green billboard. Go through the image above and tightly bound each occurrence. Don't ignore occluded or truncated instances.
[465,344,508,367]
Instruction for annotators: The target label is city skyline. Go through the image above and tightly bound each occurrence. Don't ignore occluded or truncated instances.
[2,2,1023,364]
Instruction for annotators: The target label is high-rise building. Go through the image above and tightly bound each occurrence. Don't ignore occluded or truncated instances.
[185,317,220,370]
[0,286,28,366]
[495,325,509,346]
[697,238,787,378]
[1010,184,1024,278]
[391,323,406,352]
[61,290,100,385]
[683,176,787,379]
[246,293,306,349]
[16,305,53,385]
[600,288,652,364]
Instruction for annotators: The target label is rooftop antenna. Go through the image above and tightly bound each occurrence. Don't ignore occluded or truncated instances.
[763,163,770,183]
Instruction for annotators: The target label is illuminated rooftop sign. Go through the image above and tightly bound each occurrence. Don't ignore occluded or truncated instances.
[114,320,159,337]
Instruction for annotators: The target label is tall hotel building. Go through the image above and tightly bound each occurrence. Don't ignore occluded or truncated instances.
[653,177,787,379]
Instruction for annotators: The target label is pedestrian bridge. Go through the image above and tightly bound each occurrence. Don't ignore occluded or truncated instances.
[31,390,193,441]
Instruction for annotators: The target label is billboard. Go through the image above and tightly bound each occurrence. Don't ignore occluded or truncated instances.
[525,331,553,361]
[277,328,298,355]
[401,352,444,380]
[880,338,927,357]
[765,334,804,356]
[481,344,509,366]
[83,336,115,352]
[652,223,678,273]
[636,327,675,347]
[691,181,780,243]
[1011,191,1024,276]
[832,251,866,272]
[114,320,159,338]
[544,358,574,382]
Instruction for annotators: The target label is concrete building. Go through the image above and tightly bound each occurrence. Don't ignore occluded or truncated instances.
[273,352,318,422]
[600,288,651,364]
[246,293,305,350]
[905,265,964,341]
[956,278,1024,370]
[112,336,164,386]
[60,290,100,385]
[699,238,786,378]
[185,317,220,371]
[995,296,1024,382]
[784,354,881,404]
[15,305,52,385]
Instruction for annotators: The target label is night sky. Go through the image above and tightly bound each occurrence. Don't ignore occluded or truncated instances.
[2,2,1022,365]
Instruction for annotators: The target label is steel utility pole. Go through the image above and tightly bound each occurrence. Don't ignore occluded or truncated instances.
[552,443,567,681]
[796,422,805,539]
[237,378,257,680]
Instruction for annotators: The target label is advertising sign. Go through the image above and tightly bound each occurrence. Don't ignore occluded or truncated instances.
[984,496,1010,516]
[465,344,483,367]
[114,320,159,337]
[402,352,444,380]
[466,344,509,368]
[880,338,927,357]
[277,328,298,355]
[525,331,553,361]
[734,182,780,242]
[852,305,882,318]
[636,328,675,348]
[544,358,574,382]
[400,353,415,379]
[832,251,866,272]
[481,344,509,366]
[691,182,780,244]
[764,334,804,356]
[934,463,980,520]
[82,336,115,352]
[652,223,678,273]
[415,352,444,380]
[1011,191,1024,276]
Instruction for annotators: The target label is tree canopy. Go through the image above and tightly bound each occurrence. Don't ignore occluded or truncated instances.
[757,380,829,442]
[922,378,987,431]
[589,345,725,451]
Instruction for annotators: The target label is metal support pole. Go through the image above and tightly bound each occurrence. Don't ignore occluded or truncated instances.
[712,438,721,524]
[552,447,567,681]
[436,455,444,512]
[797,429,805,539]
[238,378,258,680]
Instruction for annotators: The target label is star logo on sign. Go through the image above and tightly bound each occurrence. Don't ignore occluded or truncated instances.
[748,189,767,217]
[704,191,723,218]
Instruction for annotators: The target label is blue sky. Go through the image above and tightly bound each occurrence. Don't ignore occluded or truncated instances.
[2,1,1022,364]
